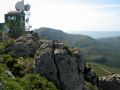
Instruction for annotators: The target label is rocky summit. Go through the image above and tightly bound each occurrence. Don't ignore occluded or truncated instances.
[3,33,85,90]
[35,40,84,90]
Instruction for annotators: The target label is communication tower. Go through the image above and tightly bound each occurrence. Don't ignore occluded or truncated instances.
[5,0,31,38]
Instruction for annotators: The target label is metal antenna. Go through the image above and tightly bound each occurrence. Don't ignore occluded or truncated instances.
[15,0,31,31]
[21,0,24,4]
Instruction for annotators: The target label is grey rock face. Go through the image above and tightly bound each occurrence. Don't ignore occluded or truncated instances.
[35,41,84,90]
[99,74,120,90]
[5,34,39,57]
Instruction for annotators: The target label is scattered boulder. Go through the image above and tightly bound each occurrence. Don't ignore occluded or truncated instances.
[5,34,39,57]
[35,41,84,90]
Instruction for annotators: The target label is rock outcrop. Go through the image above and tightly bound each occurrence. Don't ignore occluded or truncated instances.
[5,33,39,57]
[35,41,84,90]
[99,74,120,90]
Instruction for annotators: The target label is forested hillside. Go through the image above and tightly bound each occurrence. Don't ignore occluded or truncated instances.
[34,27,120,68]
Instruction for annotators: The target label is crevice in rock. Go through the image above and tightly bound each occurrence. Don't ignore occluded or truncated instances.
[77,66,82,74]
[52,40,63,89]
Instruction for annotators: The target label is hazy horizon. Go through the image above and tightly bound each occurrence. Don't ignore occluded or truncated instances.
[72,31,120,39]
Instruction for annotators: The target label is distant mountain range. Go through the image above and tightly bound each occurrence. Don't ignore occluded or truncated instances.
[72,31,120,38]
[34,27,120,68]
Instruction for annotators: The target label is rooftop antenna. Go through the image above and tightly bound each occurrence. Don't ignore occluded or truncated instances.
[22,0,24,4]
[15,0,31,31]
[15,0,24,12]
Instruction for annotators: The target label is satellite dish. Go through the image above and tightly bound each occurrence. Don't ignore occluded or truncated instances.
[26,18,29,23]
[15,1,24,11]
[24,4,30,11]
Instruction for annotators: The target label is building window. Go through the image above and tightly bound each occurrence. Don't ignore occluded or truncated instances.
[11,16,16,20]
[8,16,11,20]
[7,16,16,20]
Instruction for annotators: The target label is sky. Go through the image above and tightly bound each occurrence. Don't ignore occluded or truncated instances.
[0,0,120,33]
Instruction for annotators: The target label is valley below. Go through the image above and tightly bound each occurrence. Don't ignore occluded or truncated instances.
[34,27,120,73]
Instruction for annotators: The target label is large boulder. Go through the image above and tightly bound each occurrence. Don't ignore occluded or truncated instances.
[5,33,39,57]
[35,41,84,90]
[99,74,120,90]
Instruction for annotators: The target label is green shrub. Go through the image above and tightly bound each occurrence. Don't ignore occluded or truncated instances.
[3,54,14,68]
[3,79,23,90]
[0,64,7,73]
[85,81,98,90]
[63,45,73,56]
[0,56,4,63]
[0,71,59,90]
[0,73,23,90]
[0,42,6,54]
[15,57,34,75]
[5,39,15,48]
[18,74,59,90]
[12,64,24,77]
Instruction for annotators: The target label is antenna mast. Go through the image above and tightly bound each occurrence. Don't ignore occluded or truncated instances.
[15,0,31,31]
[21,0,24,4]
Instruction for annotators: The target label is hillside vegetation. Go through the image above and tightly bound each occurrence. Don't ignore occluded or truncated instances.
[88,62,120,76]
[34,27,120,68]
[0,40,58,90]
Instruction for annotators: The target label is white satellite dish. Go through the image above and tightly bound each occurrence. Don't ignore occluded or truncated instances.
[15,1,24,11]
[24,4,30,11]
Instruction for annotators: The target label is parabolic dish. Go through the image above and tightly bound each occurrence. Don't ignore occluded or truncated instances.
[24,4,30,11]
[15,1,24,11]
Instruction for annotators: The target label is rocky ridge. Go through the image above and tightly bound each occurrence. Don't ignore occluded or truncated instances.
[2,33,85,90]
[35,40,84,90]
[2,33,120,90]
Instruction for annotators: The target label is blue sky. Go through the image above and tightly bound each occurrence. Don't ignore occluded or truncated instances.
[87,0,120,4]
[0,0,120,33]
[68,0,120,4]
